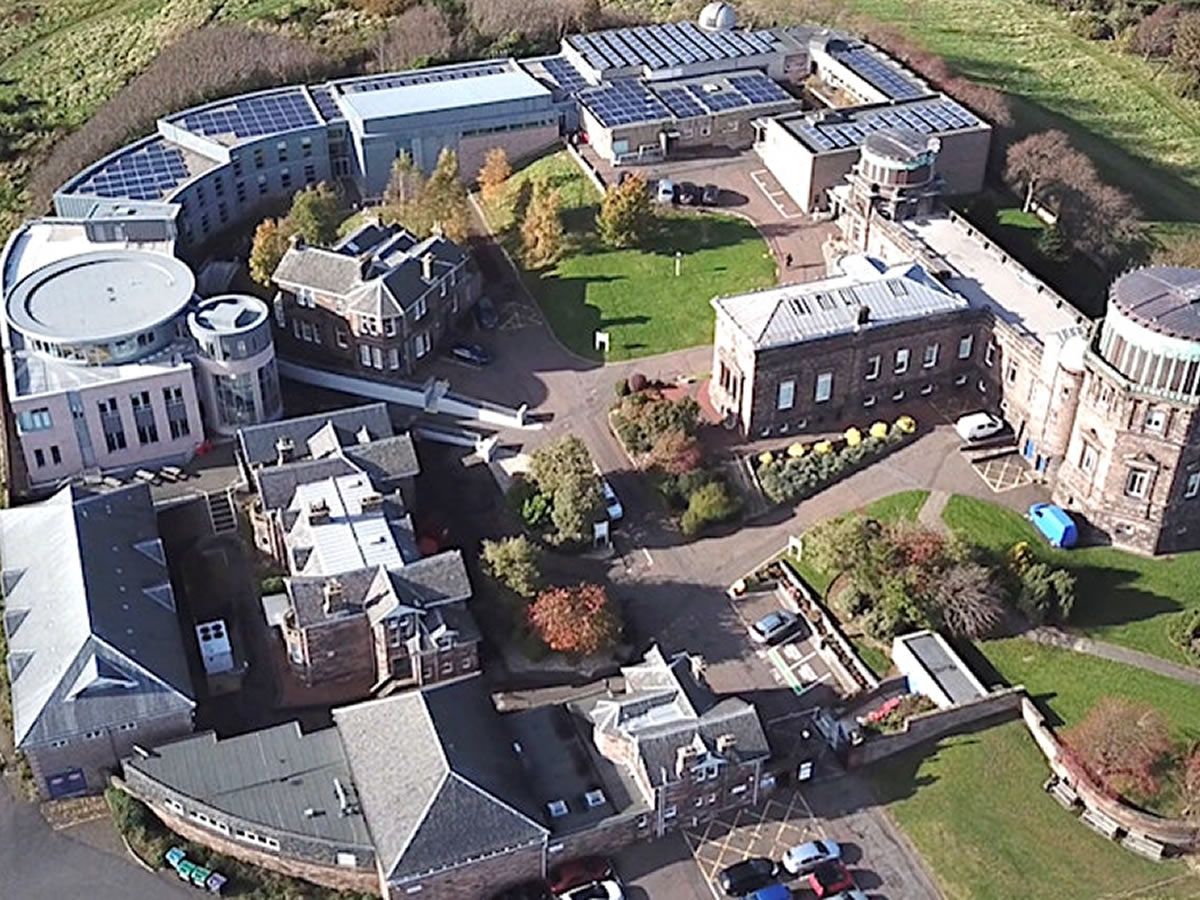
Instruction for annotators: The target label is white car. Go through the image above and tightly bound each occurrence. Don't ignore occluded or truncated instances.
[560,880,624,900]
[600,478,624,522]
[781,838,842,875]
[655,178,677,204]
[954,410,1005,442]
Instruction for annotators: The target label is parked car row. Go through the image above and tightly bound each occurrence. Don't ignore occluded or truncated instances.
[650,177,721,206]
[491,857,619,900]
[718,840,865,899]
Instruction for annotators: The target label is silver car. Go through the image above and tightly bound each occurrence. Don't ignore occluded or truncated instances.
[748,609,800,645]
[781,838,841,875]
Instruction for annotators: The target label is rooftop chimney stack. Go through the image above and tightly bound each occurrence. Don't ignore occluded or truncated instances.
[421,252,435,282]
[323,578,345,614]
[276,436,295,466]
[716,733,737,755]
[309,498,331,525]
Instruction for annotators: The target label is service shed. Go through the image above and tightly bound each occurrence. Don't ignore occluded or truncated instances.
[891,630,988,709]
[1029,502,1077,548]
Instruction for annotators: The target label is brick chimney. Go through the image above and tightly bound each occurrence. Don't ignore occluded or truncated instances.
[716,733,737,755]
[421,252,435,282]
[308,498,331,525]
[323,578,345,615]
[359,492,384,513]
[275,436,295,465]
[675,744,701,778]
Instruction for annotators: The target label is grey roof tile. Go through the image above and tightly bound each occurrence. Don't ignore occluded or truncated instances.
[238,403,394,468]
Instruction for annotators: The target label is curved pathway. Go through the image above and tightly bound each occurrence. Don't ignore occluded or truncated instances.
[1023,627,1200,687]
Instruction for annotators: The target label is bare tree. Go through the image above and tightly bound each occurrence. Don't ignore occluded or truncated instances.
[466,0,599,44]
[1131,3,1182,61]
[1004,130,1075,213]
[932,562,1005,639]
[1063,698,1174,799]
[375,5,456,72]
[1183,745,1200,820]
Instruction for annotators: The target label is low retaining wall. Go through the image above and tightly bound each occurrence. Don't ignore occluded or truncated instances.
[564,141,608,193]
[846,687,1025,768]
[1021,699,1200,852]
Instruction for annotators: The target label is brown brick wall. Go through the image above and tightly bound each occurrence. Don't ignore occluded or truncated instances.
[388,842,546,900]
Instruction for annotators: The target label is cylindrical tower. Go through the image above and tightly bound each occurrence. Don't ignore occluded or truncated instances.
[698,2,738,32]
[188,294,281,436]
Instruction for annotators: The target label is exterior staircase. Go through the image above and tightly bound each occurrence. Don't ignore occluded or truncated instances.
[205,489,238,535]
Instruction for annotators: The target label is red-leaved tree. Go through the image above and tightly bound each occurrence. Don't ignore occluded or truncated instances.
[528,583,621,656]
[1063,698,1174,799]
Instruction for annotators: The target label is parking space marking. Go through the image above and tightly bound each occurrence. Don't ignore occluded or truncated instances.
[971,453,1033,493]
[749,169,803,220]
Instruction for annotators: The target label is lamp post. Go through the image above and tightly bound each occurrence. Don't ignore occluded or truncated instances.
[674,251,682,277]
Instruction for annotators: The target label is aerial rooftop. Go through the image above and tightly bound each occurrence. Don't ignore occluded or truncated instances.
[893,630,988,708]
[5,249,194,344]
[814,35,932,102]
[189,294,269,336]
[337,65,550,123]
[1109,266,1200,341]
[779,95,984,155]
[713,255,968,350]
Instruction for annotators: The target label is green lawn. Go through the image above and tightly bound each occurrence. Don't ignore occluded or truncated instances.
[852,0,1200,226]
[943,495,1200,665]
[487,151,776,361]
[872,721,1200,900]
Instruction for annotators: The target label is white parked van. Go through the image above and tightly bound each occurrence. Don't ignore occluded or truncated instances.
[954,411,1005,442]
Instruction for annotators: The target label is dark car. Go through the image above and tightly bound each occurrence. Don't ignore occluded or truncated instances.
[474,295,499,329]
[808,861,855,898]
[490,880,553,900]
[548,857,613,895]
[450,341,491,366]
[717,857,779,897]
[701,183,720,205]
[678,181,700,205]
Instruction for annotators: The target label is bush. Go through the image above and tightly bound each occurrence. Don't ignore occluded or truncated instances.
[614,377,631,399]
[628,372,649,393]
[611,391,701,457]
[260,575,285,596]
[657,469,714,510]
[1016,561,1076,624]
[680,480,740,536]
[521,492,552,529]
[757,431,897,505]
[482,535,542,599]
[1167,608,1200,664]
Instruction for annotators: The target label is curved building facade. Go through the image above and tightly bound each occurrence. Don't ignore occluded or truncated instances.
[188,294,282,436]
[1055,267,1200,553]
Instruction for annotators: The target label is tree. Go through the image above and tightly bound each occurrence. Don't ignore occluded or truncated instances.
[519,182,564,268]
[1036,225,1069,262]
[933,561,1006,638]
[1015,561,1076,624]
[1183,745,1200,819]
[375,5,456,72]
[1005,130,1075,213]
[530,435,595,495]
[550,473,604,544]
[598,174,654,249]
[478,147,512,207]
[649,428,702,475]
[384,153,434,235]
[1171,12,1200,90]
[528,583,621,656]
[288,182,340,246]
[425,147,470,242]
[481,535,542,599]
[680,480,739,536]
[801,515,886,591]
[1155,235,1200,267]
[1131,3,1182,60]
[1064,698,1173,798]
[249,217,295,285]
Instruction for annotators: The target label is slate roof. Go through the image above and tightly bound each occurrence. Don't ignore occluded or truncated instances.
[1110,266,1200,340]
[123,723,374,849]
[335,677,547,883]
[0,484,194,748]
[590,646,768,788]
[237,403,397,468]
[272,223,468,319]
[712,256,966,350]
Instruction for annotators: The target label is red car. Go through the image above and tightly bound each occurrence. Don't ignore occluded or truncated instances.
[807,861,855,898]
[548,857,613,895]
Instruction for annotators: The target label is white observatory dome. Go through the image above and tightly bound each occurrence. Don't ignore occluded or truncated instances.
[699,1,738,32]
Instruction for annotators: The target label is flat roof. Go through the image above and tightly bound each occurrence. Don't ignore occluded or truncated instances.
[6,249,194,343]
[712,255,968,350]
[565,22,798,75]
[189,294,268,335]
[821,38,930,101]
[900,215,1085,343]
[778,95,984,155]
[337,68,550,122]
[895,630,987,707]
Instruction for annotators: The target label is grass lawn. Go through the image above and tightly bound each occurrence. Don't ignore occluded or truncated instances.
[852,0,1200,226]
[871,720,1200,900]
[943,495,1200,665]
[485,151,776,361]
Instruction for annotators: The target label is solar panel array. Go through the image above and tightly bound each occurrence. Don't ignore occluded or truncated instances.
[540,56,591,94]
[578,81,670,127]
[69,138,190,201]
[339,61,511,94]
[656,86,708,119]
[829,45,928,101]
[728,73,792,105]
[174,89,319,141]
[568,22,780,73]
[685,82,747,112]
[785,97,980,153]
[308,85,343,123]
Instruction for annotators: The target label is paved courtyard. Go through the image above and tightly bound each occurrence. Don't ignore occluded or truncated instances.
[973,452,1034,492]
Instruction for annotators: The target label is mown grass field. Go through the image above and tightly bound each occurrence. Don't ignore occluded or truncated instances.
[872,720,1200,900]
[851,0,1200,228]
[944,494,1200,665]
[485,151,776,361]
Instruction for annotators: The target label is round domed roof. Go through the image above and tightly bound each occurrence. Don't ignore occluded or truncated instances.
[699,1,737,32]
[1109,266,1200,341]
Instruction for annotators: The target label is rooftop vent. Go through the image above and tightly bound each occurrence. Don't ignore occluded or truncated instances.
[360,492,384,513]
[323,579,347,615]
[856,305,871,326]
[547,799,569,818]
[584,789,607,808]
[309,498,331,524]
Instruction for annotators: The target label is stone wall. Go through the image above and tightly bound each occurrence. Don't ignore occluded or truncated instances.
[388,842,545,900]
[846,687,1025,768]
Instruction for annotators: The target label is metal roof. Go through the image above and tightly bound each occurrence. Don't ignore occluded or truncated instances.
[824,38,930,101]
[712,256,968,350]
[5,249,194,343]
[287,473,412,574]
[566,22,793,75]
[779,95,983,155]
[124,722,374,848]
[337,67,550,122]
[894,630,987,707]
[1109,266,1200,340]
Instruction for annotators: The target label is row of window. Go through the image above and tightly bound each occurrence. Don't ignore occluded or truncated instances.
[1077,443,1200,501]
[662,785,749,819]
[97,388,192,453]
[46,722,137,748]
[776,336,978,411]
[180,163,318,243]
[359,343,402,370]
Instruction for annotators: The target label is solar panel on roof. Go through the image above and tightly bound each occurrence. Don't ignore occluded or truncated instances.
[175,89,318,141]
[542,56,590,94]
[71,139,190,201]
[657,86,707,119]
[308,86,343,122]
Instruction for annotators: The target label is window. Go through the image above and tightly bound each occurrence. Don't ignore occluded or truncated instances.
[923,343,939,369]
[336,853,357,868]
[1125,468,1150,499]
[984,341,995,366]
[372,346,383,370]
[413,296,427,320]
[384,317,397,337]
[359,344,372,367]
[694,797,704,808]
[414,333,431,358]
[276,141,288,164]
[814,372,832,404]
[49,739,68,749]
[894,347,910,374]
[958,334,974,359]
[1145,409,1166,433]
[300,321,313,342]
[336,328,349,348]
[83,729,104,740]
[16,407,52,432]
[708,793,718,805]
[892,388,906,402]
[663,805,678,819]
[50,445,61,465]
[115,721,137,732]
[863,394,876,408]
[1006,363,1018,384]
[1080,444,1097,474]
[730,784,747,795]
[280,169,291,190]
[1186,471,1200,499]
[777,379,796,410]
[388,348,400,370]
[136,422,159,445]
[865,355,880,381]
[33,448,45,468]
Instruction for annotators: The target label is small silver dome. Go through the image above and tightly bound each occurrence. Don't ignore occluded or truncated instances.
[699,2,737,32]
